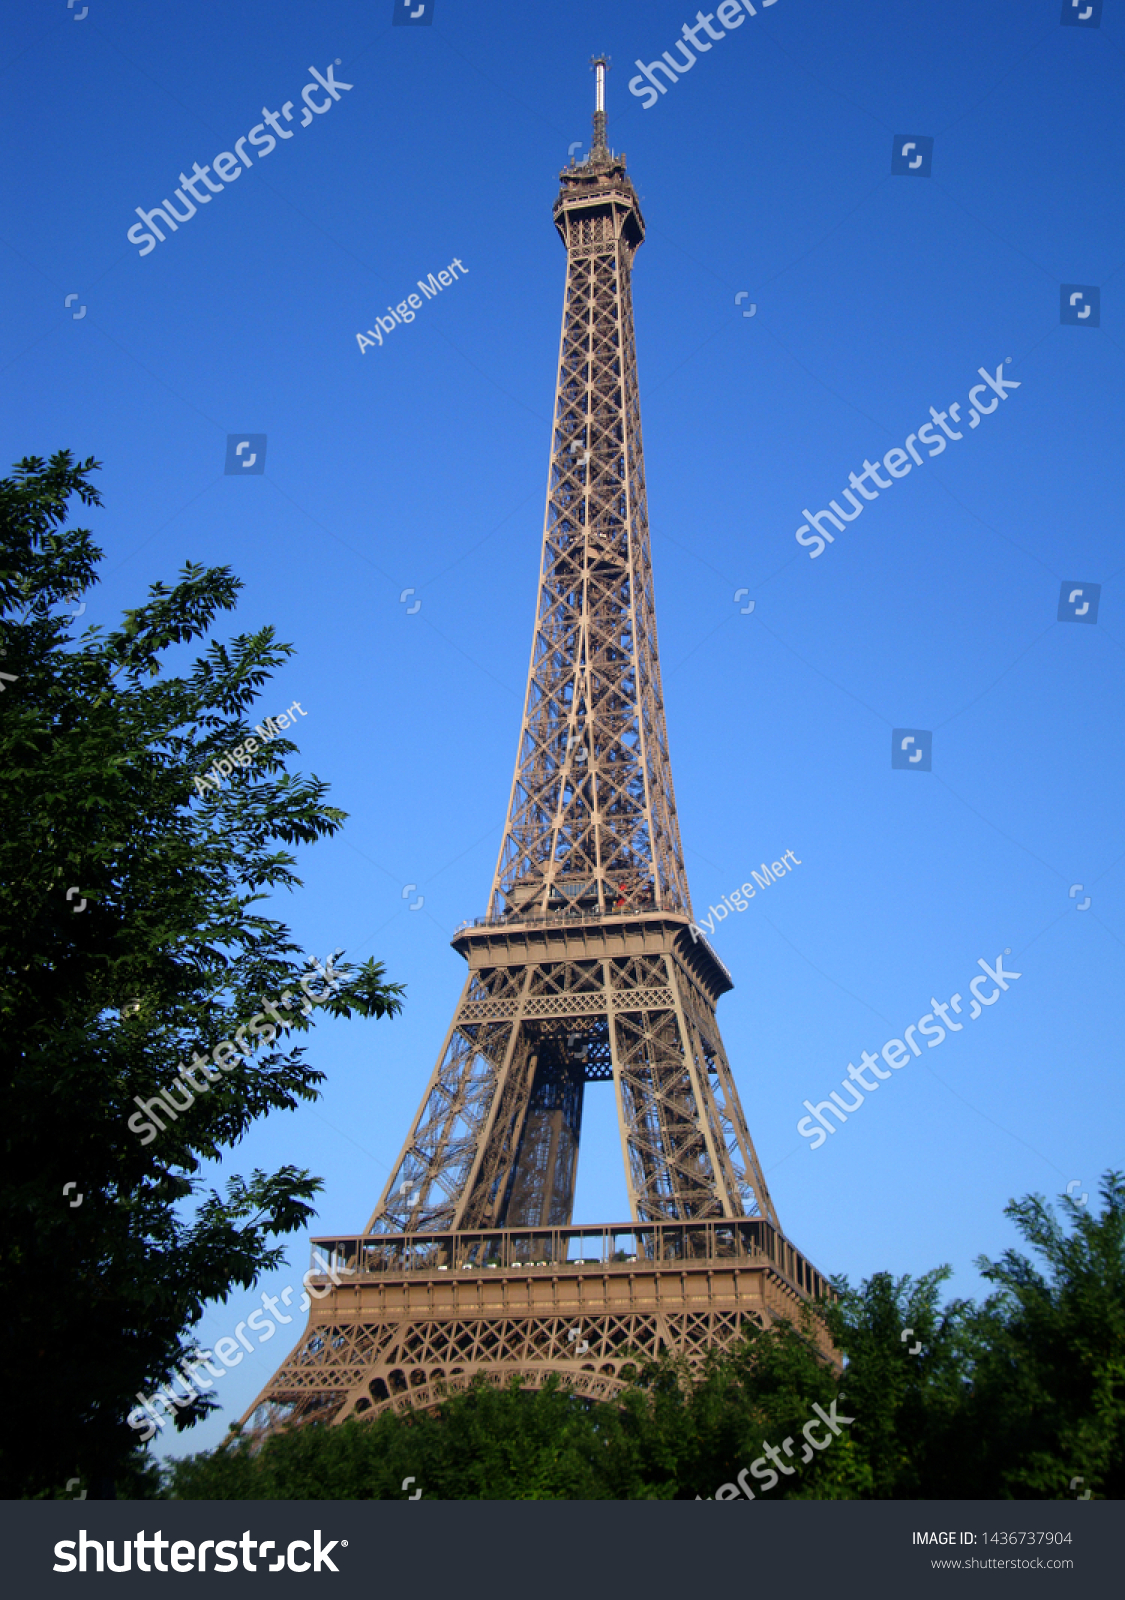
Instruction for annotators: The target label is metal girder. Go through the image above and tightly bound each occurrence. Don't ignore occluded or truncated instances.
[367,929,779,1235]
[488,137,687,928]
[361,117,780,1243]
[239,1219,837,1443]
[247,79,821,1440]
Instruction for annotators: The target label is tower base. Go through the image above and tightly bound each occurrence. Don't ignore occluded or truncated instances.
[242,1219,834,1440]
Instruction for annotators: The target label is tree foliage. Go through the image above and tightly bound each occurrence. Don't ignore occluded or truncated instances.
[165,1175,1125,1501]
[0,453,402,1498]
[966,1173,1125,1498]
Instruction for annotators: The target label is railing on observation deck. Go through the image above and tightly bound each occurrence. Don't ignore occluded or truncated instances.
[454,904,655,935]
[308,1218,831,1305]
[452,905,734,988]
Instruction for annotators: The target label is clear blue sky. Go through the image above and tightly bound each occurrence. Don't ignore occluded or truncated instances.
[3,0,1122,1461]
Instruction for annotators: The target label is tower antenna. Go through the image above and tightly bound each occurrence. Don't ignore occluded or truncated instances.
[590,54,609,158]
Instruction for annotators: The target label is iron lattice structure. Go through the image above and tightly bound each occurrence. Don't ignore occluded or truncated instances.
[244,66,829,1440]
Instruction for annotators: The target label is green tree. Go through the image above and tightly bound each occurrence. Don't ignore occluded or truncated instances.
[0,452,402,1499]
[169,1379,620,1501]
[163,1178,1125,1500]
[965,1172,1125,1499]
[823,1175,1125,1499]
[822,1268,976,1498]
[167,1317,866,1502]
[612,1310,869,1500]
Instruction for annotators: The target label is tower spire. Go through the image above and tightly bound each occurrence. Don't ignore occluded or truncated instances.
[590,54,608,160]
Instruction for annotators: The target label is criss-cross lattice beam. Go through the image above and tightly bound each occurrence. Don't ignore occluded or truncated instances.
[488,152,688,924]
[361,118,778,1244]
[366,930,779,1235]
[247,82,824,1455]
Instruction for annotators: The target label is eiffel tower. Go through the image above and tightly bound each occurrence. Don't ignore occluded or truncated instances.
[244,62,830,1439]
